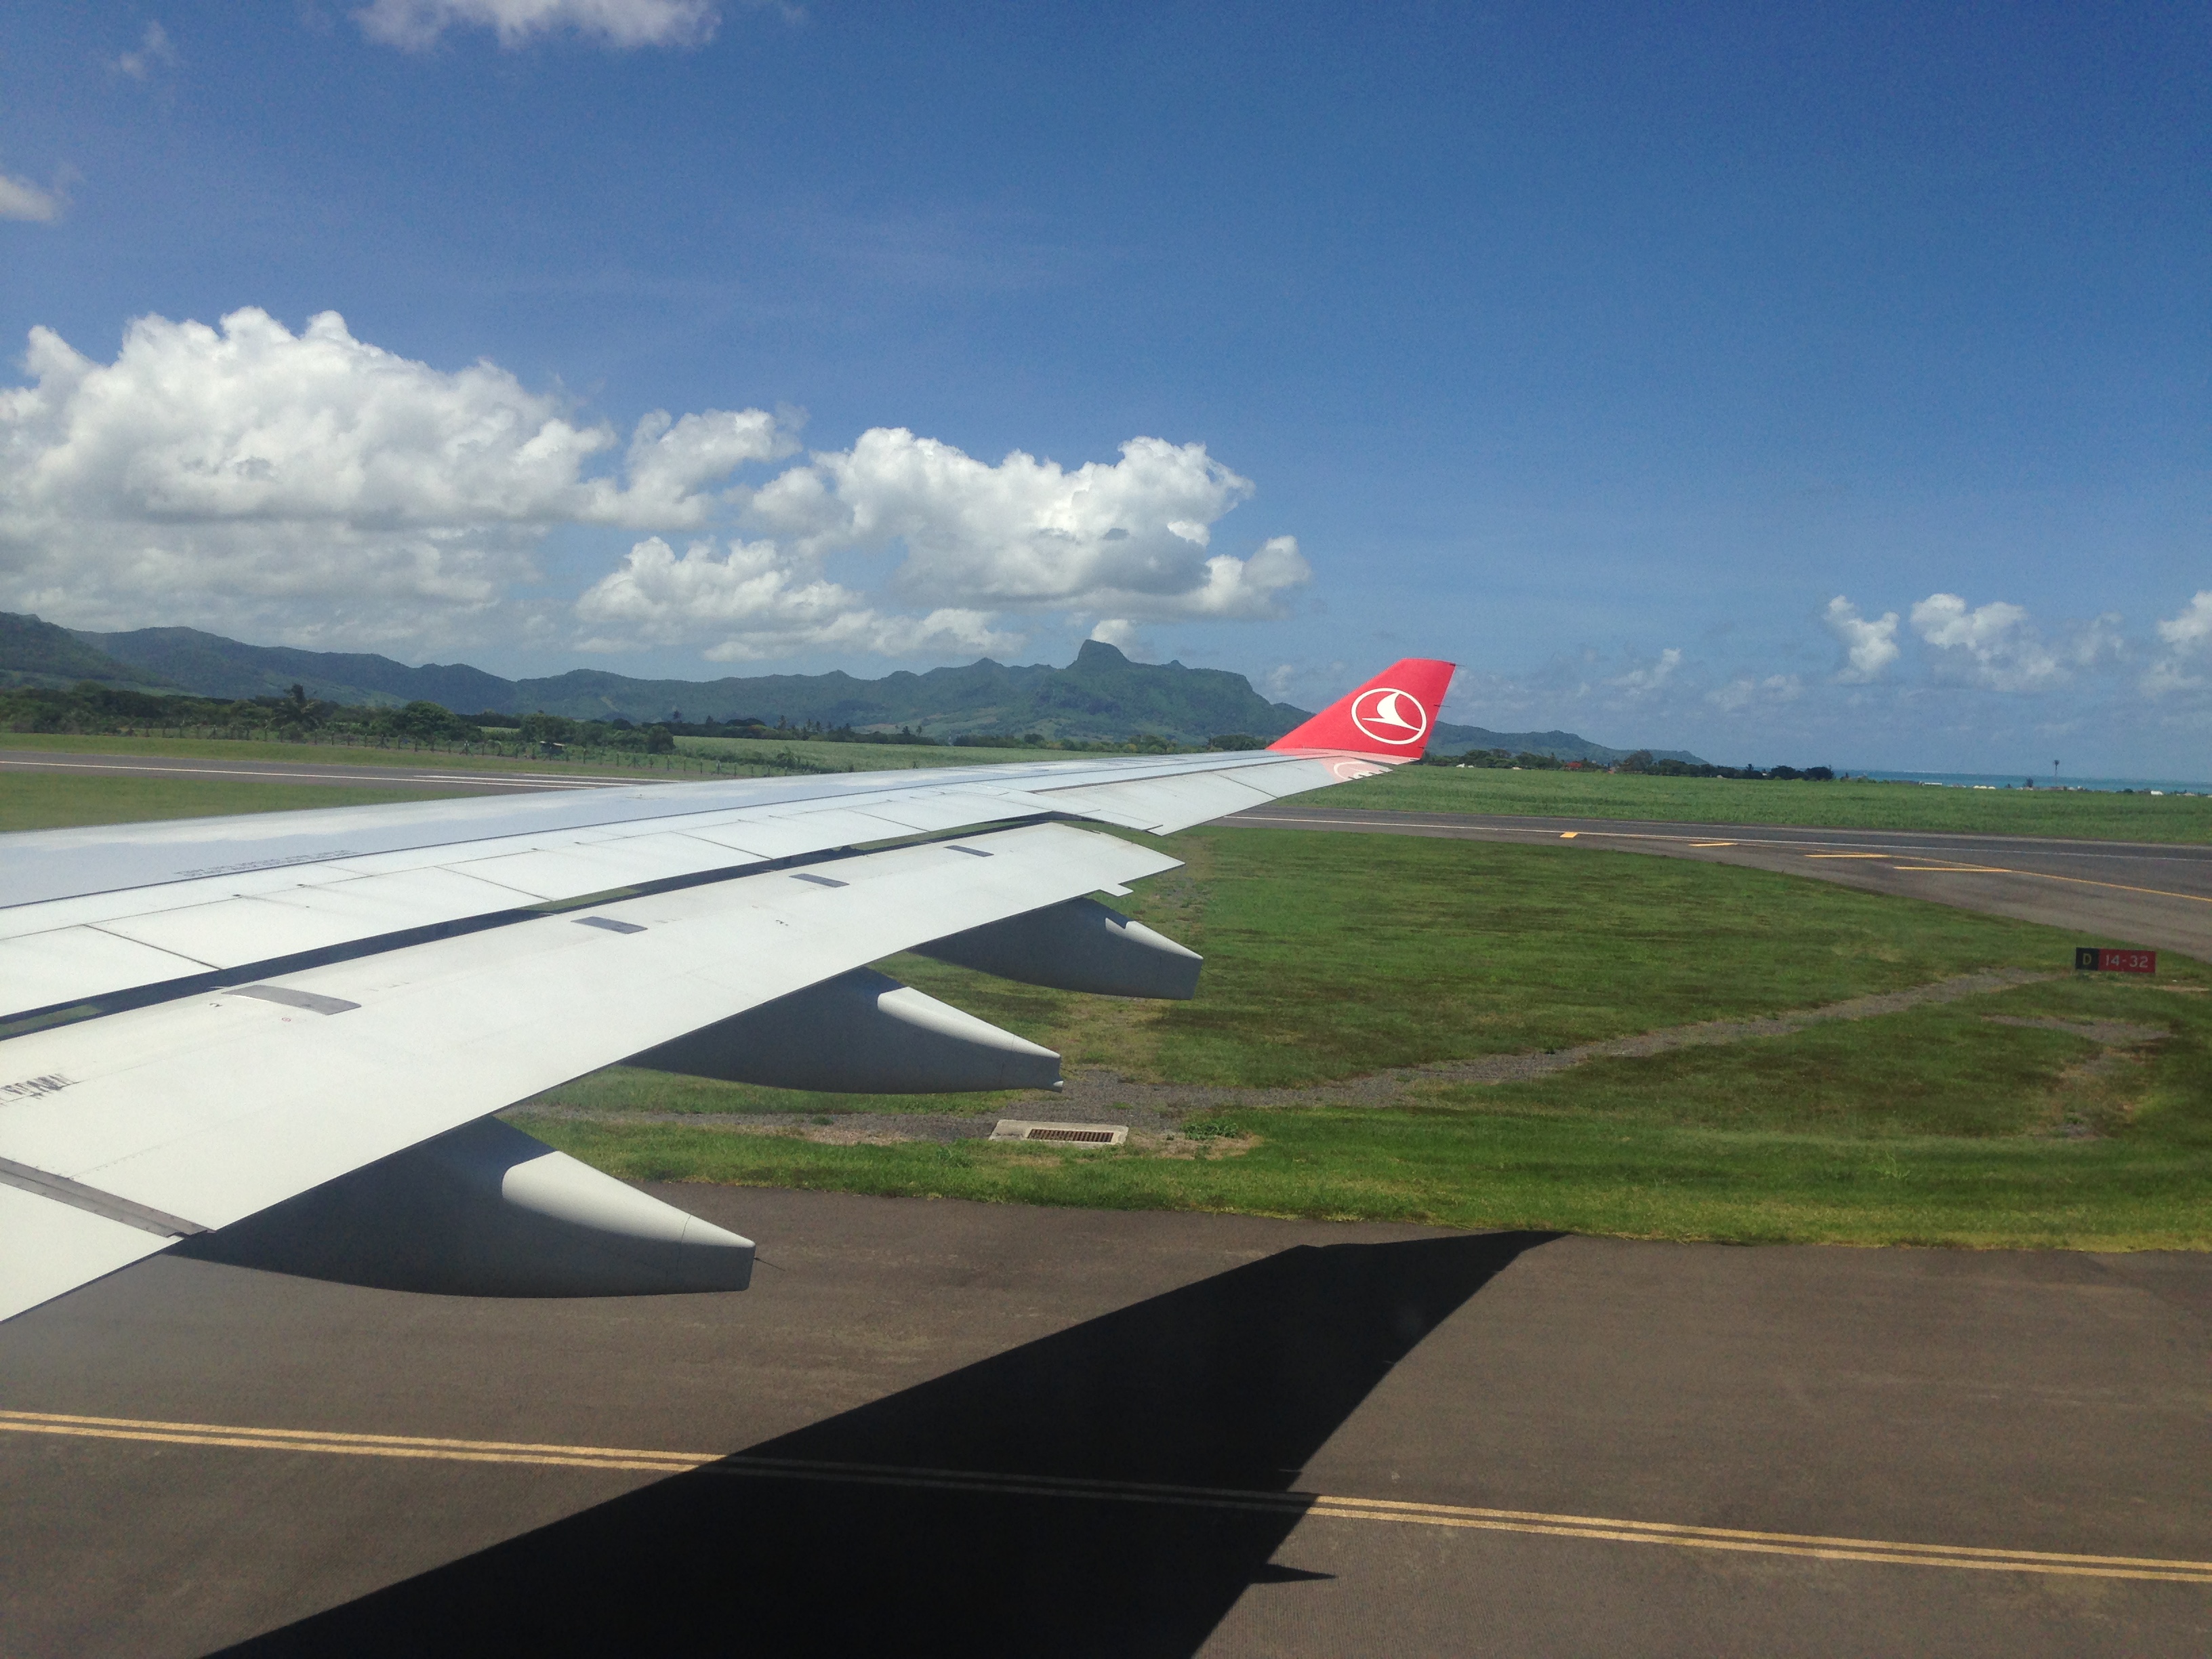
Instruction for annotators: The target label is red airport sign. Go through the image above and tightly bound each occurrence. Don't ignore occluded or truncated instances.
[2074,947,2156,974]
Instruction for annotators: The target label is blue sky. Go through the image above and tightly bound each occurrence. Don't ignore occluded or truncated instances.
[1,3,2205,773]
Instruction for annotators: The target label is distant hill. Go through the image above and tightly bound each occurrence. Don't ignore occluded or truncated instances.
[70,624,517,712]
[0,613,175,692]
[5,611,1701,760]
[69,628,1315,743]
[1427,722,1704,766]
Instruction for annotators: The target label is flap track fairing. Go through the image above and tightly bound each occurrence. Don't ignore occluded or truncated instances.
[916,897,1202,1000]
[178,1119,754,1297]
[629,967,1063,1094]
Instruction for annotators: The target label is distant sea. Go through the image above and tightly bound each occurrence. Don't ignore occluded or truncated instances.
[1849,769,2211,795]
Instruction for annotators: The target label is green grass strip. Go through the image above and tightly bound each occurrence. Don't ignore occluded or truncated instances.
[1331,766,2212,844]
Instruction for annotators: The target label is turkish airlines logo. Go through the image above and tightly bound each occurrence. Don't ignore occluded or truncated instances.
[1349,687,1429,745]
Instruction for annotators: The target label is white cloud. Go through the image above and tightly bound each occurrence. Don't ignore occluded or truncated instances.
[1822,595,1900,682]
[615,407,796,526]
[0,172,61,224]
[1910,593,2064,691]
[2071,611,2125,667]
[353,0,720,50]
[1708,674,1803,713]
[1087,619,1150,659]
[1,306,1300,663]
[2145,591,2212,695]
[1608,647,1681,699]
[575,536,1019,662]
[2157,592,2212,651]
[745,428,1309,622]
[113,20,179,79]
[0,308,783,641]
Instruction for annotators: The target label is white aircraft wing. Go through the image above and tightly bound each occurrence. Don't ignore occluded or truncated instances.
[0,658,1455,1324]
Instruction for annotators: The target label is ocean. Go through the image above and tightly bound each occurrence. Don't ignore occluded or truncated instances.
[1847,770,2209,795]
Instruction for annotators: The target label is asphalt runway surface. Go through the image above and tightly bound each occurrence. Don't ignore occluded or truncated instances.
[3,1188,2206,1658]
[1225,804,2212,963]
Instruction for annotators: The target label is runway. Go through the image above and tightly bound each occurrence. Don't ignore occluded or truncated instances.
[1223,804,2212,962]
[0,749,632,793]
[1,1187,2203,1656]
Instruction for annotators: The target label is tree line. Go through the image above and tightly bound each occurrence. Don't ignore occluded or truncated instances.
[1420,745,1837,779]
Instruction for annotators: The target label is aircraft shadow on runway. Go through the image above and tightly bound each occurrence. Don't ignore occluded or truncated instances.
[211,1229,1554,1659]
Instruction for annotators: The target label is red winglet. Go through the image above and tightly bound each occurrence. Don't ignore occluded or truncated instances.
[1269,658,1456,759]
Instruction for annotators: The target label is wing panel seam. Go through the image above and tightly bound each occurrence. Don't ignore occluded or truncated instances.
[0,1155,207,1238]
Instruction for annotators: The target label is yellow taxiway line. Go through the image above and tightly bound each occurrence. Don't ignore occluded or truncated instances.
[6,1408,2209,1585]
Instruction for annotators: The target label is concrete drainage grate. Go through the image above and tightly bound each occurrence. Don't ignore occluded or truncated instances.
[989,1120,1128,1147]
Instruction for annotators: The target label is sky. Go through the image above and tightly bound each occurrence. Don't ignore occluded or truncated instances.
[0,2,2206,774]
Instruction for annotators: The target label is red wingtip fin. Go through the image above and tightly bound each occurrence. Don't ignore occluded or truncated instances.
[1269,659,1456,760]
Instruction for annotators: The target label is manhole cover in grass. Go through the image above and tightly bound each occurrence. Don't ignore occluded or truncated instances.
[989,1120,1128,1146]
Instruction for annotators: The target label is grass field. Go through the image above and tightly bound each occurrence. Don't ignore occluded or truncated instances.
[519,827,2212,1248]
[0,726,1052,779]
[0,728,648,773]
[0,773,460,832]
[1328,764,2212,843]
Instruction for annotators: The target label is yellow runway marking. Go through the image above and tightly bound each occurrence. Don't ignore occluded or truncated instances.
[1805,852,1886,859]
[1884,872,2026,884]
[1688,841,1736,847]
[1973,866,2212,905]
[7,1409,2209,1585]
[1558,830,1578,838]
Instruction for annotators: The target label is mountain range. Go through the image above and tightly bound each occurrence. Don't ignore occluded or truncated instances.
[0,611,1702,763]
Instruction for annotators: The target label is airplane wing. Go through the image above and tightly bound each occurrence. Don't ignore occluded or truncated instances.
[0,659,1455,1324]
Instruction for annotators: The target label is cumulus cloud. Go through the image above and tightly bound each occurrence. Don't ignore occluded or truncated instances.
[112,20,179,79]
[2158,592,2212,651]
[0,171,61,223]
[1,306,1300,662]
[1822,596,1900,682]
[2145,591,2212,695]
[744,429,1308,622]
[575,536,1019,662]
[1608,647,1681,699]
[0,308,784,641]
[353,0,720,50]
[1708,674,1803,713]
[1910,593,2064,691]
[571,431,1305,658]
[615,407,796,525]
[1087,619,1151,659]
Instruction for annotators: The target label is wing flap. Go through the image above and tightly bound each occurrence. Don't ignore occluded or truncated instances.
[1038,771,1279,835]
[0,925,214,1019]
[447,830,764,900]
[0,1184,176,1322]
